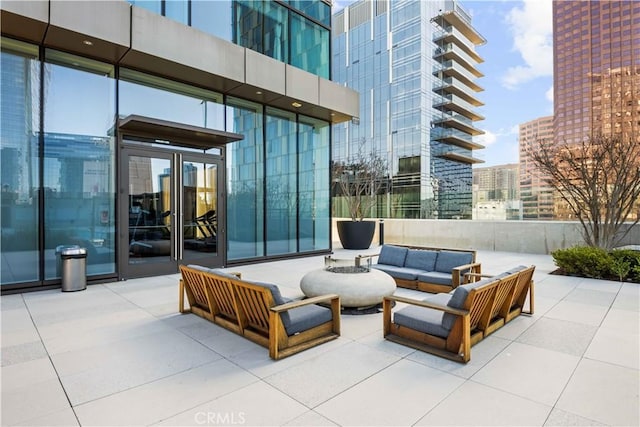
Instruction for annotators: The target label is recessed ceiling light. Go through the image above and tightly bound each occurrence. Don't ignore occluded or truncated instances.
[82,40,93,46]
[330,113,335,116]
[256,91,262,95]
[292,102,302,108]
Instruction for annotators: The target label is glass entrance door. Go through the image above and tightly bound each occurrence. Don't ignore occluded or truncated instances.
[120,146,224,279]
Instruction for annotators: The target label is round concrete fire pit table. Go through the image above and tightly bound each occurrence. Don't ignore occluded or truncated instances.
[300,267,396,309]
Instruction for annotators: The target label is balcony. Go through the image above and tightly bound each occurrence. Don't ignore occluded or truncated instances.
[433,43,484,77]
[433,76,484,105]
[433,26,482,62]
[433,60,483,92]
[433,93,485,121]
[432,112,485,136]
[439,150,484,164]
[432,127,485,150]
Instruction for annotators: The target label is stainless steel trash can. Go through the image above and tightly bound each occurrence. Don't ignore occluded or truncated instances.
[60,247,87,292]
[56,245,80,277]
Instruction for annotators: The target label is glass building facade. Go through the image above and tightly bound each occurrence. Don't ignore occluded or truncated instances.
[0,0,351,292]
[552,0,640,220]
[130,0,331,79]
[332,0,484,219]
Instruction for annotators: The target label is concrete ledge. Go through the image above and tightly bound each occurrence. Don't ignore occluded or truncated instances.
[332,218,640,254]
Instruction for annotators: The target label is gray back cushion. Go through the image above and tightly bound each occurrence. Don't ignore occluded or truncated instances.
[404,250,438,271]
[434,251,474,273]
[378,245,409,267]
[246,281,289,306]
[447,277,494,310]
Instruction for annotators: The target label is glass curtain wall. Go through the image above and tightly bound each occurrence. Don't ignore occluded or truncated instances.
[119,68,224,131]
[43,50,116,278]
[226,97,265,261]
[0,39,40,286]
[299,116,330,251]
[265,107,297,255]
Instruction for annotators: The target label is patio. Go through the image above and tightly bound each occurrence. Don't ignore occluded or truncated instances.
[2,248,638,426]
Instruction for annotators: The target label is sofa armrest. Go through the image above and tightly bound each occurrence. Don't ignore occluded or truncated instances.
[270,293,340,313]
[451,262,482,288]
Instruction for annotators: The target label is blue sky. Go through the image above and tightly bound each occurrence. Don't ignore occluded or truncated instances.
[333,0,554,167]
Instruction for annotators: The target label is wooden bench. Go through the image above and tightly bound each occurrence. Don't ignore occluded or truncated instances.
[383,265,535,363]
[179,265,341,359]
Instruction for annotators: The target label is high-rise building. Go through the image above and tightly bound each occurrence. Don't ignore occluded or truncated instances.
[332,0,485,220]
[553,0,640,220]
[519,116,554,220]
[473,163,520,203]
[0,0,357,292]
[554,0,640,144]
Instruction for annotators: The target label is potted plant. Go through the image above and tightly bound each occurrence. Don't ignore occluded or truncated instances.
[332,140,388,249]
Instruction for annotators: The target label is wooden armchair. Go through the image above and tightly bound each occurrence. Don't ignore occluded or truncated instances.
[383,277,500,363]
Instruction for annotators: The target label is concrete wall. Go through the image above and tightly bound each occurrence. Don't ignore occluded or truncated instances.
[332,218,640,254]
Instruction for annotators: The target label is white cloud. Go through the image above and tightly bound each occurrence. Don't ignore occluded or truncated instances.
[545,85,554,103]
[477,130,497,146]
[501,0,553,90]
[477,126,518,147]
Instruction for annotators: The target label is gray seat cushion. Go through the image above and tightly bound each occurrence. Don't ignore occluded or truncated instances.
[371,264,422,281]
[285,304,333,335]
[417,271,453,286]
[377,245,409,267]
[423,293,458,330]
[393,305,450,338]
[434,251,474,273]
[404,250,438,271]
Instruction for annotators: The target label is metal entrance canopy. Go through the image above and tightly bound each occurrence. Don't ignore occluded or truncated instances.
[119,115,243,150]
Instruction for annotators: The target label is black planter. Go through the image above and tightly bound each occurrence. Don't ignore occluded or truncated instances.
[337,220,376,250]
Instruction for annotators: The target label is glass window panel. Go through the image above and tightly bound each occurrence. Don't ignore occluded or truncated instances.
[1,39,40,286]
[263,2,288,63]
[290,12,329,78]
[265,107,297,255]
[43,50,116,279]
[191,0,233,41]
[298,115,330,252]
[225,97,264,260]
[234,1,263,54]
[119,68,224,130]
[288,0,331,27]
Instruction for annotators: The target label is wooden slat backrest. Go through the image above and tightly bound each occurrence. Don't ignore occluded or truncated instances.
[489,272,519,320]
[180,266,209,309]
[512,266,535,308]
[233,281,274,335]
[200,272,237,319]
[465,279,499,330]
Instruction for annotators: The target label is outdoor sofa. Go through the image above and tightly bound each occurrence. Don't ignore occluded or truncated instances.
[383,265,535,362]
[179,265,341,359]
[358,244,482,293]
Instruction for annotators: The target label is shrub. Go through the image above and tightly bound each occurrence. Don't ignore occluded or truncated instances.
[552,246,640,282]
[551,246,612,278]
[610,249,640,282]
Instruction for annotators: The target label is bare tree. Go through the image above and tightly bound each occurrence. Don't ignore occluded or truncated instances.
[529,134,640,249]
[332,140,388,221]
